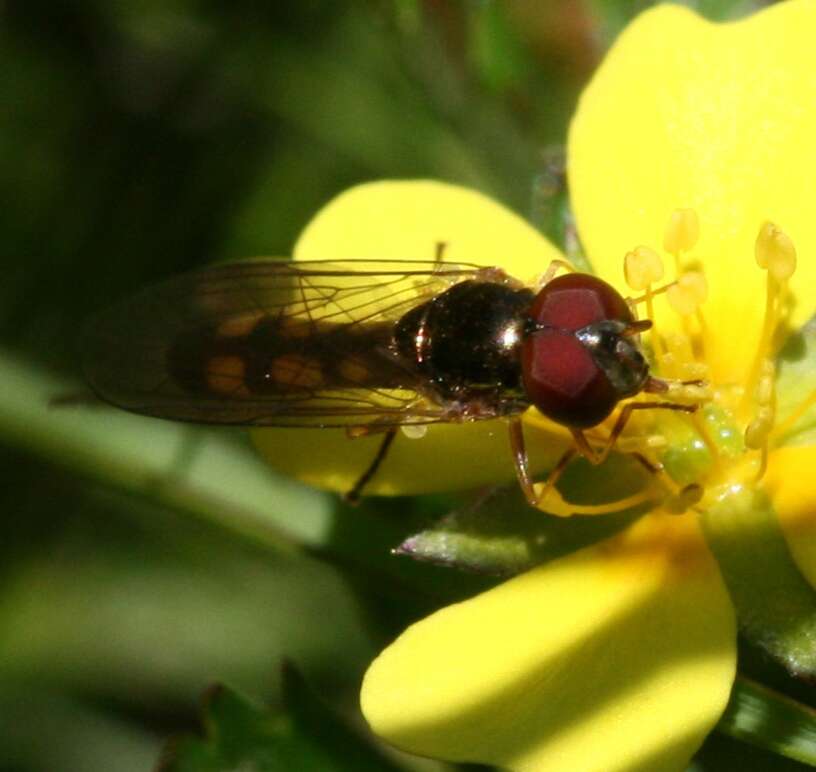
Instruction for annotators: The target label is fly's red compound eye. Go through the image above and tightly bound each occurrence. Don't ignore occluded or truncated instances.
[528,273,633,330]
[521,273,641,428]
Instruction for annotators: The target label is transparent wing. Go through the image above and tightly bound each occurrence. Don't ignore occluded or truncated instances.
[83,259,490,427]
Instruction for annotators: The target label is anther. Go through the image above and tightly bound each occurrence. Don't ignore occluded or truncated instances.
[664,208,700,258]
[666,272,707,317]
[745,362,776,450]
[643,376,713,405]
[664,483,704,515]
[756,360,775,405]
[661,380,712,404]
[624,246,665,360]
[662,330,708,382]
[624,246,665,291]
[744,357,777,481]
[756,221,797,281]
[745,407,774,450]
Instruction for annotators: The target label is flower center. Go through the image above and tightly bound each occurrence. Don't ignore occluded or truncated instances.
[613,211,800,514]
[520,208,811,519]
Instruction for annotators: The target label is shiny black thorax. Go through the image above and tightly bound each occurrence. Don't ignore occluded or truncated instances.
[393,280,535,409]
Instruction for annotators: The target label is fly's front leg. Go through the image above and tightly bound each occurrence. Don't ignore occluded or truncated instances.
[534,259,575,290]
[573,401,697,467]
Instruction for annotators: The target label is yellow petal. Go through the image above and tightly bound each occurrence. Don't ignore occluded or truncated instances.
[569,1,816,384]
[764,445,816,589]
[253,180,568,495]
[253,420,568,496]
[295,180,560,276]
[362,514,736,771]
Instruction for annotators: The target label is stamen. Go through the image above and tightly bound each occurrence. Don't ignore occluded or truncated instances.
[624,246,665,359]
[741,222,797,419]
[744,406,775,450]
[662,331,708,381]
[624,246,665,290]
[755,221,797,280]
[666,271,708,363]
[667,272,707,317]
[664,208,700,273]
[664,483,704,515]
[660,210,711,373]
[741,221,797,478]
[660,379,712,404]
[745,360,776,480]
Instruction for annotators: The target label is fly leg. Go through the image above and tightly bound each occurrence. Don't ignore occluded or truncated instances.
[572,401,697,468]
[508,416,536,505]
[344,426,398,504]
[508,416,574,508]
[514,403,702,517]
[509,417,656,517]
[571,401,708,515]
[534,259,576,290]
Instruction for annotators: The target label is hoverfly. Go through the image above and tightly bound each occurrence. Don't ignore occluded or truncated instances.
[84,258,695,506]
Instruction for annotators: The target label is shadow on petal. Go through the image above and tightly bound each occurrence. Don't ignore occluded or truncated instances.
[362,515,736,772]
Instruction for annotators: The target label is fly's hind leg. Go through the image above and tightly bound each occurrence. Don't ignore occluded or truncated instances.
[508,416,574,507]
[344,426,398,504]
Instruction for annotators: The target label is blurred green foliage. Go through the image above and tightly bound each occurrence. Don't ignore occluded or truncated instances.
[3,1,807,771]
[161,668,403,772]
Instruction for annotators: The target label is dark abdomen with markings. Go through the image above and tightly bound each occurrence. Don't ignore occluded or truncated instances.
[167,313,412,399]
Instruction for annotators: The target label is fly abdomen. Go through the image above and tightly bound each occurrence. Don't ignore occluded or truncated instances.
[166,314,411,399]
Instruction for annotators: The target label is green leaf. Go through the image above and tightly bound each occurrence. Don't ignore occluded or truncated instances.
[160,671,403,772]
[0,353,333,554]
[468,3,530,94]
[717,676,816,767]
[702,489,816,678]
[397,454,648,575]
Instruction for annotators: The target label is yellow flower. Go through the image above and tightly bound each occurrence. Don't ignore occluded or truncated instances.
[255,2,816,770]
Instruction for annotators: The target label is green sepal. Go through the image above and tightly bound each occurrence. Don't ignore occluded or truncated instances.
[159,667,402,772]
[702,488,816,678]
[717,676,816,767]
[396,454,647,576]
